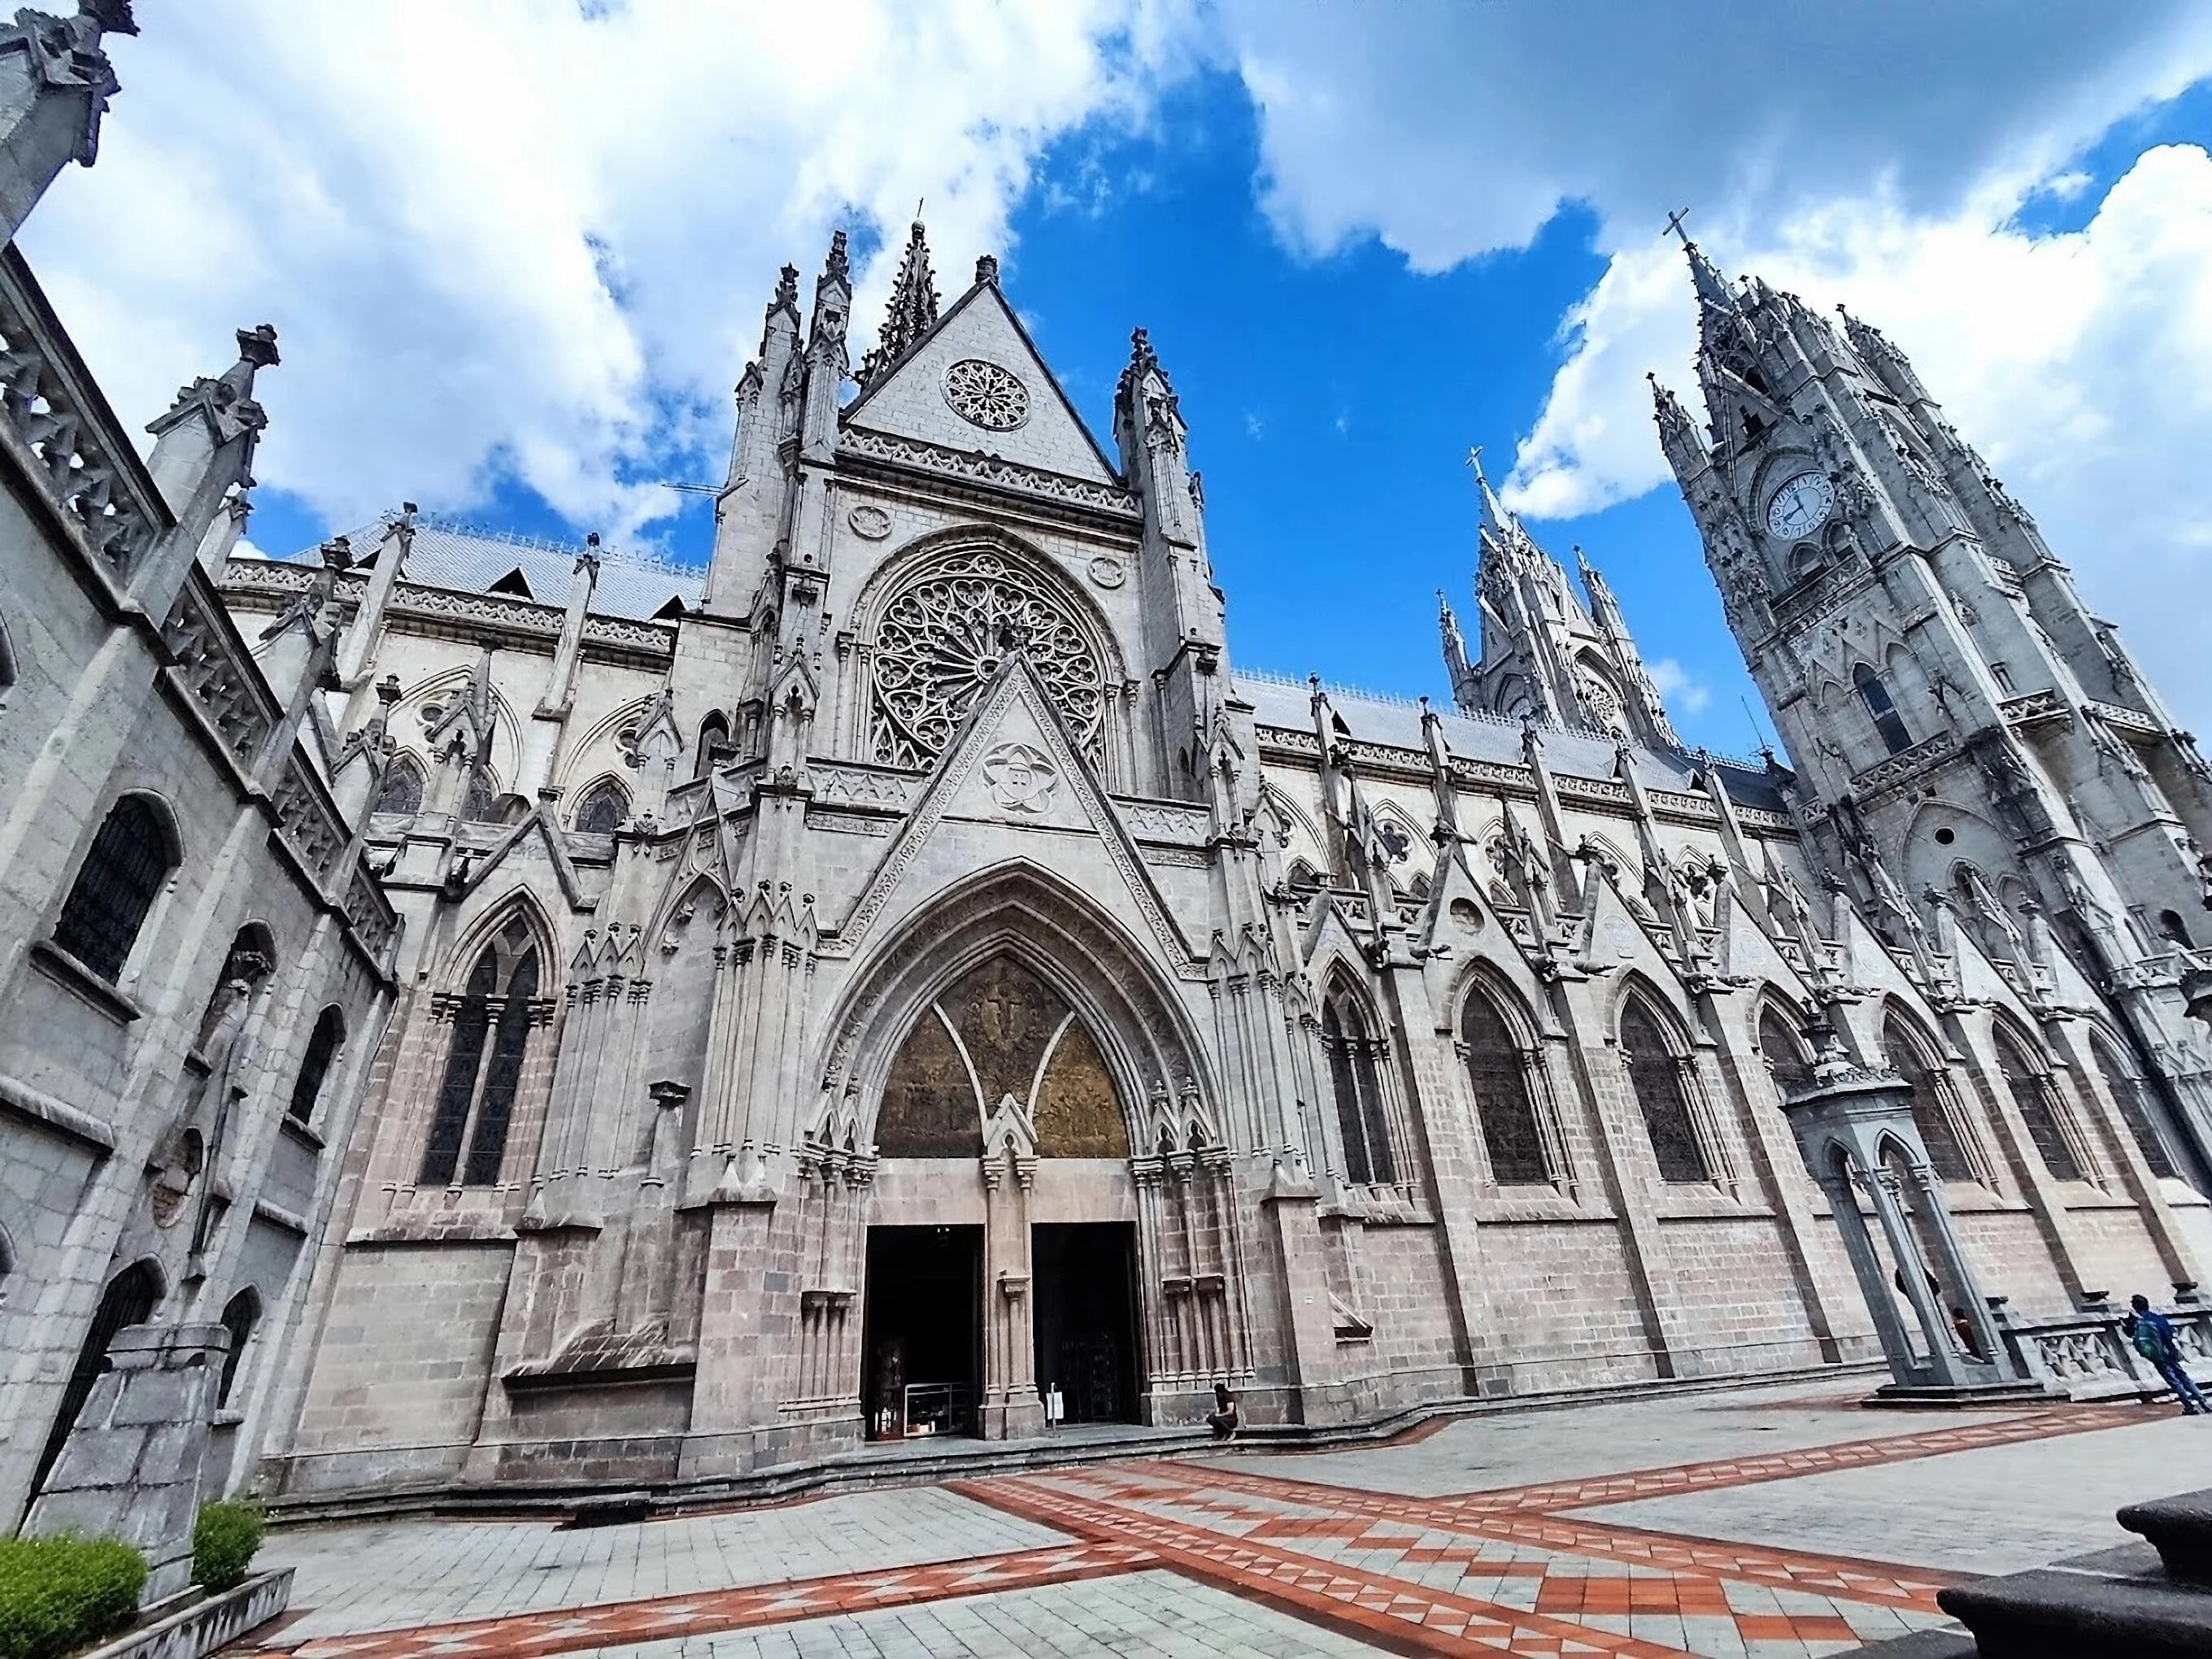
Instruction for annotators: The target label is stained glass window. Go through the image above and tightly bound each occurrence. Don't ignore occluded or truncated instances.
[1883,1013,1973,1182]
[2092,1033,2178,1180]
[1464,989,1547,1185]
[1622,999,1709,1183]
[420,917,540,1186]
[54,794,175,982]
[573,778,628,834]
[1993,1025,2082,1182]
[1323,988,1396,1186]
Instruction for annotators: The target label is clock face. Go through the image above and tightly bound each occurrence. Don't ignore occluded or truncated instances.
[1766,470,1836,538]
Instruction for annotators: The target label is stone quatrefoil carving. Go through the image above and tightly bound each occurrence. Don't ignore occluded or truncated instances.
[981,742,1057,814]
[941,357,1030,430]
[869,549,1106,769]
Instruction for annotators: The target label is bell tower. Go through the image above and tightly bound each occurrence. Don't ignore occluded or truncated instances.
[1651,236,2212,1166]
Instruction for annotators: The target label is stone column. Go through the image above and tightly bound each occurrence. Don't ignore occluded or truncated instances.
[24,1322,229,1603]
[1778,1026,2026,1400]
[979,1134,1043,1439]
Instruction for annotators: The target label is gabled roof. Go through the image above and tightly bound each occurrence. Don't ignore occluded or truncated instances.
[841,271,1121,486]
[273,520,705,622]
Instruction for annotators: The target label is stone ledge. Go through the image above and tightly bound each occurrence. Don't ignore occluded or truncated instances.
[0,1067,118,1152]
[82,1567,293,1659]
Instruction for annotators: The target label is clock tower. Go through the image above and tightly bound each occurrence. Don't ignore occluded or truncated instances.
[1652,238,2212,1173]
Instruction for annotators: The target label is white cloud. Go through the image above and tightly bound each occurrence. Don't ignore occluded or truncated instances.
[1204,0,2212,717]
[1510,145,2212,716]
[24,0,1186,541]
[1646,658,1710,717]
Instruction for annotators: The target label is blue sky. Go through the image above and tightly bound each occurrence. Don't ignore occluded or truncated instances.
[34,4,2212,754]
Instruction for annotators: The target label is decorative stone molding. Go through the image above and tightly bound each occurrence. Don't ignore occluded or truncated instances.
[0,248,168,580]
[161,585,275,767]
[1850,728,1957,799]
[840,423,1140,518]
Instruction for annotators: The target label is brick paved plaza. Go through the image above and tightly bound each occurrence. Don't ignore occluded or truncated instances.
[233,1378,2212,1657]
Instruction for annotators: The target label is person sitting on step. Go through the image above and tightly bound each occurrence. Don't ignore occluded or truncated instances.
[1206,1381,1239,1442]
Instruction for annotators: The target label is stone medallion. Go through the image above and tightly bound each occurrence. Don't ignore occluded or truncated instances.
[847,504,893,540]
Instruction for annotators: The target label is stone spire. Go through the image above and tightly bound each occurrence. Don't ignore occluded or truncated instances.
[0,1,137,242]
[1577,546,1680,750]
[858,220,939,387]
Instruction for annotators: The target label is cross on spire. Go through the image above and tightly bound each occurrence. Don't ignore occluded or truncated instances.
[1664,207,1692,246]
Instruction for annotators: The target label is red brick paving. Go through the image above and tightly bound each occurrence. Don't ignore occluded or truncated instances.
[272,1400,2145,1658]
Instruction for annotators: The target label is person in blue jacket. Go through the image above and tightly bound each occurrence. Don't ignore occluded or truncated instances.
[2127,1293,2210,1416]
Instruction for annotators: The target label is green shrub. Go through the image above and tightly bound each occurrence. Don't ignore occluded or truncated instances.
[190,1500,266,1595]
[0,1534,147,1659]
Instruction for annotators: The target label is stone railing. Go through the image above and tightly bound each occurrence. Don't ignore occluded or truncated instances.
[161,582,278,770]
[272,755,347,885]
[1849,728,1957,799]
[83,1567,294,1659]
[344,860,398,963]
[0,248,171,582]
[1992,1295,2212,1401]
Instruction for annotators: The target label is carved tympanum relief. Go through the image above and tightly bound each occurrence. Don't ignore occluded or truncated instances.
[877,956,1127,1158]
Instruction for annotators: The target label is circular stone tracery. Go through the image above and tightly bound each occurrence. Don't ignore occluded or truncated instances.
[869,549,1106,769]
[941,358,1030,431]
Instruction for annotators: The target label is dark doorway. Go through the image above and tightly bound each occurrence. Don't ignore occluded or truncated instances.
[862,1225,980,1440]
[33,1260,163,1503]
[1033,1222,1139,1425]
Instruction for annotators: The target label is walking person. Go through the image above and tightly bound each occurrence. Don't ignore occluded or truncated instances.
[2127,1293,2210,1416]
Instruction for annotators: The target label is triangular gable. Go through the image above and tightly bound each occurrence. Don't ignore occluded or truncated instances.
[841,278,1120,486]
[826,653,1202,974]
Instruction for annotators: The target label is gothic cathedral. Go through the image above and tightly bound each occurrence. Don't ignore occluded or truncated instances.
[11,25,2212,1522]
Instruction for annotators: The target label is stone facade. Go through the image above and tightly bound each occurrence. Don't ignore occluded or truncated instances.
[226,227,2212,1501]
[7,10,2212,1524]
[0,2,399,1547]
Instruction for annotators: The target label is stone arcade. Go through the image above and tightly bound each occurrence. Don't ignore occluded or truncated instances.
[8,7,2212,1532]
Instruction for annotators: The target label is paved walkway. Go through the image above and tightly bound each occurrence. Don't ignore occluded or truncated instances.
[247,1380,2210,1657]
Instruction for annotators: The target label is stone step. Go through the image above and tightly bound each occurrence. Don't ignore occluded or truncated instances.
[1938,1558,2212,1657]
[2121,1488,2212,1587]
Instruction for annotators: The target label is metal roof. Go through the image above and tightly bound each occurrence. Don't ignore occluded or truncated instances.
[276,517,706,622]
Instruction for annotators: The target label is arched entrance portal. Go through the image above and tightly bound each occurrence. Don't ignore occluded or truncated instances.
[864,954,1141,1439]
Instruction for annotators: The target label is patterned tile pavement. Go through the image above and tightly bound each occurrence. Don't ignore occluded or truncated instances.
[252,1394,2158,1659]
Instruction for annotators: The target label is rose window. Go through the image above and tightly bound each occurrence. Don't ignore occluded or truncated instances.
[870,550,1106,769]
[942,359,1030,431]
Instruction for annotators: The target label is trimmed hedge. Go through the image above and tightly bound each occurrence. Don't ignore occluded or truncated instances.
[191,1500,266,1595]
[0,1535,147,1659]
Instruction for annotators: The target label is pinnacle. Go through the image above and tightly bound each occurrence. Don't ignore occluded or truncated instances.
[859,217,942,387]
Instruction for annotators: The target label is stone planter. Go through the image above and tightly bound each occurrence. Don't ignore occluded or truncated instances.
[79,1567,294,1659]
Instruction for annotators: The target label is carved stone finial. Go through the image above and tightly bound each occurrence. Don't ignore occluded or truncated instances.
[974,252,999,285]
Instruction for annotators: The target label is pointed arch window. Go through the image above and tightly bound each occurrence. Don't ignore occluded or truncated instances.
[1882,1012,1974,1182]
[1757,1006,1818,1171]
[1620,997,1709,1183]
[54,793,178,982]
[573,777,629,835]
[1462,986,1547,1185]
[1993,1025,2083,1182]
[460,766,501,824]
[1322,985,1396,1186]
[373,756,425,817]
[2092,1033,2178,1180]
[216,1287,260,1409]
[420,917,542,1187]
[36,1261,161,1498]
[695,712,732,780]
[289,1005,346,1123]
[1853,663,1913,755]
